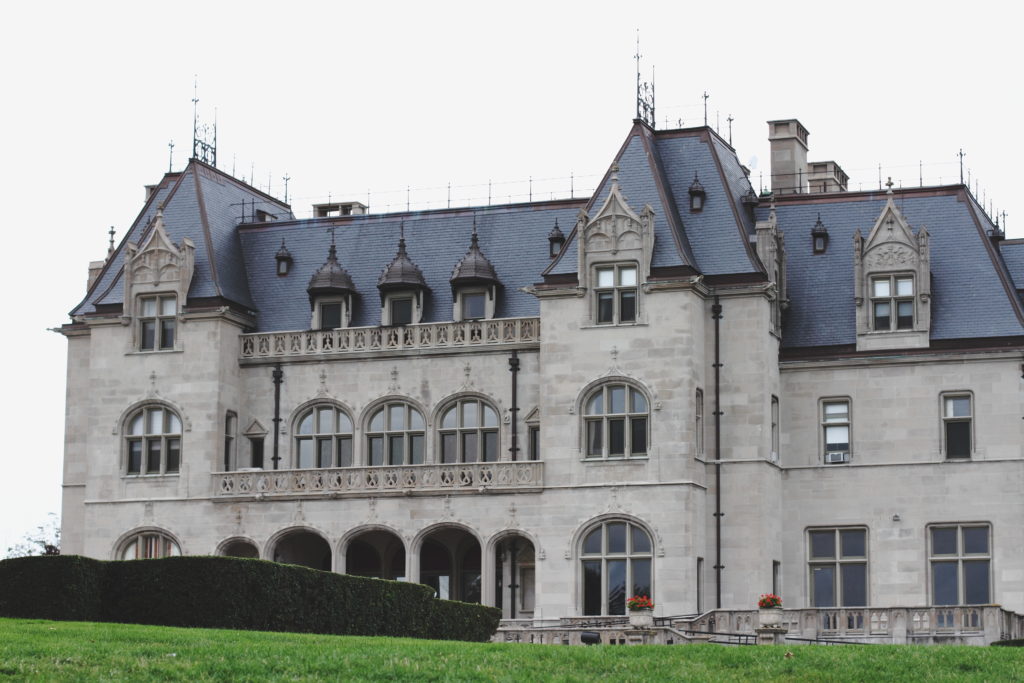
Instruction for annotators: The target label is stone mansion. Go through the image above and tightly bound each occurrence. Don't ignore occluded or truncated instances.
[60,116,1024,642]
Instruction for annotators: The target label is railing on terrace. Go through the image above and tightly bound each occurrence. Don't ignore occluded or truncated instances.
[215,461,544,498]
[240,317,540,360]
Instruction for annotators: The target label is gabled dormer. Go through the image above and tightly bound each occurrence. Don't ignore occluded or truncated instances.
[122,203,195,351]
[377,225,428,326]
[853,183,931,350]
[450,220,500,321]
[307,239,356,330]
[577,166,655,326]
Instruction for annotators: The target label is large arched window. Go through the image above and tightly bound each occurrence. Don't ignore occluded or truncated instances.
[580,520,653,616]
[583,383,648,459]
[120,530,181,560]
[366,402,424,466]
[295,404,353,468]
[438,398,499,463]
[125,405,182,475]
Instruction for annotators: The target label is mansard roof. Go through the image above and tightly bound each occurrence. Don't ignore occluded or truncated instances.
[769,187,1024,349]
[450,230,499,286]
[1000,239,1024,302]
[72,159,293,316]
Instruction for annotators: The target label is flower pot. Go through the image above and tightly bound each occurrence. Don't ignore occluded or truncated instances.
[758,607,783,627]
[629,608,654,628]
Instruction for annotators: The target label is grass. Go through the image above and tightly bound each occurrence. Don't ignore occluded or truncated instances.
[1,618,1022,681]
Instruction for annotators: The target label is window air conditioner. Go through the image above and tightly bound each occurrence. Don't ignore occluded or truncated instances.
[824,452,850,464]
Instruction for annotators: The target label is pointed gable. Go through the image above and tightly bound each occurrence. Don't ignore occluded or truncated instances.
[123,204,196,306]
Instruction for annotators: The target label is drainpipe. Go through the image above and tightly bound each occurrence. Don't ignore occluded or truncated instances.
[508,351,520,461]
[271,363,283,470]
[712,296,724,609]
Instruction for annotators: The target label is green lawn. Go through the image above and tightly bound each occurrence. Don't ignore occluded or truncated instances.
[1,618,1021,681]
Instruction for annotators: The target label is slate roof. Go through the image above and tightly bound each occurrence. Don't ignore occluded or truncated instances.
[999,239,1024,300]
[767,189,1024,348]
[71,160,293,316]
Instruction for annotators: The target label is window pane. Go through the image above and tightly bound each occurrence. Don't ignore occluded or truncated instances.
[317,438,332,468]
[128,441,142,473]
[320,302,341,329]
[825,425,850,451]
[597,292,613,323]
[167,413,181,434]
[945,397,971,418]
[160,296,176,316]
[441,433,457,464]
[631,525,651,553]
[482,405,498,427]
[337,412,352,434]
[619,290,636,322]
[896,301,913,329]
[338,437,352,467]
[391,298,413,325]
[441,407,457,429]
[619,267,637,287]
[462,401,478,427]
[630,417,647,454]
[932,561,958,605]
[631,389,647,413]
[368,436,383,467]
[369,409,384,432]
[631,558,651,598]
[963,560,990,604]
[583,529,602,555]
[597,268,614,288]
[824,402,848,421]
[298,413,314,435]
[896,278,914,296]
[810,530,836,559]
[166,439,179,473]
[317,408,333,434]
[583,560,602,616]
[963,527,989,555]
[586,392,603,416]
[129,414,144,435]
[409,409,424,430]
[463,293,486,319]
[872,279,890,297]
[147,440,162,473]
[140,321,156,350]
[609,386,625,414]
[462,432,478,463]
[482,431,497,462]
[840,529,866,558]
[946,421,971,458]
[251,438,264,468]
[586,420,603,456]
[607,560,626,615]
[932,527,958,555]
[297,439,314,469]
[410,434,424,465]
[389,404,405,430]
[141,298,157,316]
[841,564,867,606]
[873,302,891,329]
[811,566,835,607]
[608,419,625,455]
[607,523,626,553]
[159,320,175,349]
[388,435,405,465]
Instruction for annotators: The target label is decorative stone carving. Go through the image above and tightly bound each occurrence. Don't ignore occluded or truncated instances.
[123,203,195,322]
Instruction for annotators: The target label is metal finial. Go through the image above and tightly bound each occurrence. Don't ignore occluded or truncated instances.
[471,214,478,240]
[108,226,116,255]
[885,177,894,193]
[327,226,336,246]
[168,140,174,173]
[282,174,290,204]
[726,115,734,145]
[703,91,709,126]
[958,148,966,184]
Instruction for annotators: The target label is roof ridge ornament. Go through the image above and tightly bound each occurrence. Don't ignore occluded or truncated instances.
[379,221,427,291]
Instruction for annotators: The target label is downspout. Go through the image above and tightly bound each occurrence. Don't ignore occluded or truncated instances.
[271,363,283,470]
[712,296,724,609]
[508,351,520,461]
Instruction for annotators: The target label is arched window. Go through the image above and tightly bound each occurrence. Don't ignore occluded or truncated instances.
[125,405,182,475]
[438,398,499,463]
[120,531,181,560]
[583,383,648,459]
[580,520,652,616]
[367,402,424,466]
[295,405,353,468]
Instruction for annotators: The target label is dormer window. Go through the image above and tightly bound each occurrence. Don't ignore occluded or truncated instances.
[276,240,293,276]
[811,214,829,254]
[450,220,500,321]
[318,300,344,330]
[307,239,356,329]
[595,264,637,324]
[871,276,914,330]
[390,296,414,326]
[689,173,706,212]
[548,219,566,258]
[139,295,176,351]
[462,291,486,320]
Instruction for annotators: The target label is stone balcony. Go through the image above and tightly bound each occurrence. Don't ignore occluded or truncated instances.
[214,461,544,500]
[240,317,540,362]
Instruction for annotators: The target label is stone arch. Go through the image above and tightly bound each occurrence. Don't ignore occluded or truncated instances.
[112,525,184,560]
[357,394,429,431]
[265,525,333,571]
[413,522,484,603]
[575,376,655,458]
[431,391,503,464]
[338,524,407,581]
[217,536,261,559]
[486,528,540,619]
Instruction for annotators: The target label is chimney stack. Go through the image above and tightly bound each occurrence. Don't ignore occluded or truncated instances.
[768,119,809,195]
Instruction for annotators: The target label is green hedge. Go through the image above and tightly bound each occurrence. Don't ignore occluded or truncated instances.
[0,555,498,642]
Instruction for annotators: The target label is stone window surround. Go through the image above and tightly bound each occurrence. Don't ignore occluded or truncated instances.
[806,526,868,608]
[115,527,182,560]
[311,295,351,331]
[928,523,991,606]
[940,391,974,460]
[123,402,183,477]
[437,397,500,464]
[294,403,354,469]
[820,396,852,464]
[136,293,178,352]
[592,262,639,326]
[581,381,650,461]
[578,518,654,617]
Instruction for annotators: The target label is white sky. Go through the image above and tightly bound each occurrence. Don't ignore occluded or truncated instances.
[0,1,1020,552]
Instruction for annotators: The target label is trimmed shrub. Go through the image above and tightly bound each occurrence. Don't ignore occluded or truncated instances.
[0,555,498,642]
[0,555,104,621]
[991,638,1024,647]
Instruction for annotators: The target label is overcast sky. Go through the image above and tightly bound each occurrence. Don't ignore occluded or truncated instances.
[1,1,1020,553]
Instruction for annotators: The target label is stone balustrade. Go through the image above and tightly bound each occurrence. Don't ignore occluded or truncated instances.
[240,317,540,360]
[215,461,544,498]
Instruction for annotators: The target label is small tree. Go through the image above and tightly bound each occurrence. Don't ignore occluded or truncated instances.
[4,513,60,559]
